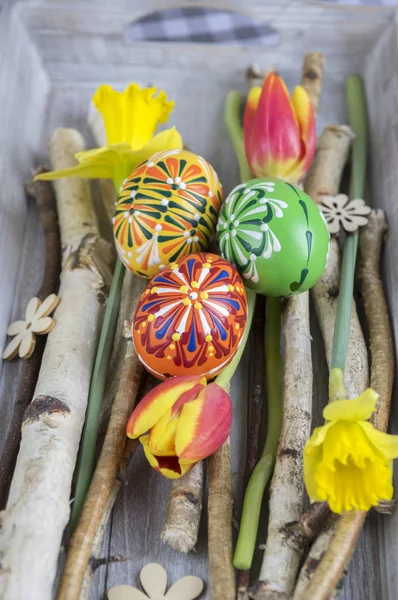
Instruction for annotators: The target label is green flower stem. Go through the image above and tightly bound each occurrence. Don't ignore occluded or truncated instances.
[224,91,253,184]
[330,76,368,383]
[233,296,283,570]
[215,287,256,390]
[71,257,125,531]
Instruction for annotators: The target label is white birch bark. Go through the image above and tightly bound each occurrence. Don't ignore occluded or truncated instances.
[0,129,113,600]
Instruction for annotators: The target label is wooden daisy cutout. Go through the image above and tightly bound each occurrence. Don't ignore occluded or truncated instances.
[108,563,204,600]
[2,294,59,360]
[320,193,371,235]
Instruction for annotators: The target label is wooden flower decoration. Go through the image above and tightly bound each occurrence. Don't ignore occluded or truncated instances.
[2,294,59,360]
[107,563,204,600]
[320,194,371,234]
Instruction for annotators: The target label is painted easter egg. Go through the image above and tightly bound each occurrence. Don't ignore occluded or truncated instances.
[133,253,248,380]
[217,178,330,297]
[113,149,223,278]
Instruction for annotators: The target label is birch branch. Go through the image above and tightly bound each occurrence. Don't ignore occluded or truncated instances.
[295,209,393,600]
[57,271,146,600]
[0,170,61,508]
[0,129,114,600]
[247,52,324,600]
[161,461,204,553]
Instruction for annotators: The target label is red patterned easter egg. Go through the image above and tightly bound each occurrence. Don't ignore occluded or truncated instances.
[133,253,248,379]
[113,149,223,278]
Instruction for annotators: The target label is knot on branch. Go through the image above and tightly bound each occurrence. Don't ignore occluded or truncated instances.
[23,395,70,426]
[63,234,114,299]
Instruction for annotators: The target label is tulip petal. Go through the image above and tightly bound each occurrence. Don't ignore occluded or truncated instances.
[243,86,262,140]
[148,382,206,455]
[323,389,378,422]
[140,434,193,479]
[127,375,206,439]
[245,72,302,180]
[287,85,316,180]
[175,383,232,461]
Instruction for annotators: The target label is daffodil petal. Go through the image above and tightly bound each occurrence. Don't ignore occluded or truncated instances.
[34,162,113,182]
[304,421,336,452]
[303,443,322,502]
[131,128,183,166]
[323,389,379,422]
[359,422,398,459]
[35,129,183,192]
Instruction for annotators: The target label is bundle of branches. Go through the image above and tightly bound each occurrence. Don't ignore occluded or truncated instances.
[0,129,114,600]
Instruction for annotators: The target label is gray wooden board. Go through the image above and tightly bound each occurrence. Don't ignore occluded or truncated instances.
[1,1,398,598]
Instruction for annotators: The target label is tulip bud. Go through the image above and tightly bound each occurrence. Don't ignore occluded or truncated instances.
[243,72,316,183]
[127,375,232,479]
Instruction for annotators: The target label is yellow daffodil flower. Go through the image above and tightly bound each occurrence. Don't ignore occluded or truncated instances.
[36,83,182,190]
[304,389,398,514]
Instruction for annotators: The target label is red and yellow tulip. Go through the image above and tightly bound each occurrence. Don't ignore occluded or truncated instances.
[127,374,232,479]
[243,72,316,183]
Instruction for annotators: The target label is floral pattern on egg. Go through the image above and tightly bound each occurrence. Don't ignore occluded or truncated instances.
[217,178,330,297]
[113,149,223,278]
[132,253,248,380]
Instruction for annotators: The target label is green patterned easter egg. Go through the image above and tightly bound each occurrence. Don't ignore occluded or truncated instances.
[217,178,330,297]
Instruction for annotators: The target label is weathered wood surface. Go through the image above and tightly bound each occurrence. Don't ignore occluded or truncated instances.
[0,1,397,598]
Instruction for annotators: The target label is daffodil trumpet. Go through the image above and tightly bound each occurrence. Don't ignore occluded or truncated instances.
[127,374,232,479]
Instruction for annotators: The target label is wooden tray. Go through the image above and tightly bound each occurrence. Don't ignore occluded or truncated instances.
[1,1,398,598]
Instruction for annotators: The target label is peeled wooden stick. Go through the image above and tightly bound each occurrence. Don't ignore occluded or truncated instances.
[0,129,114,600]
[208,435,235,600]
[57,271,146,600]
[161,461,204,553]
[296,209,393,600]
[248,53,324,600]
[0,170,61,509]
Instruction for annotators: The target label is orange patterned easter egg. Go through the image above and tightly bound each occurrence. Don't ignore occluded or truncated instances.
[133,253,248,380]
[113,149,223,278]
